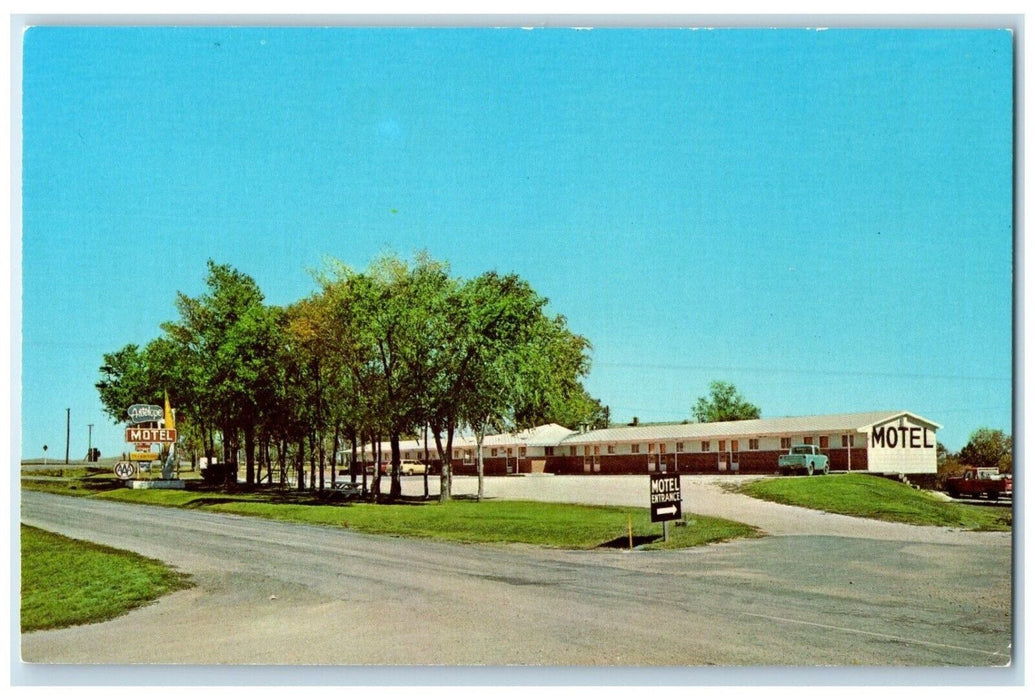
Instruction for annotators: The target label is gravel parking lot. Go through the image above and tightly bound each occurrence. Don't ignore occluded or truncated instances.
[393,473,1009,545]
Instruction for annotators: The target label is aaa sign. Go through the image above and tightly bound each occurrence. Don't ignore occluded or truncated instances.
[125,427,177,443]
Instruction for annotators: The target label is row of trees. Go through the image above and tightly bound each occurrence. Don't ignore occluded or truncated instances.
[939,428,1013,476]
[96,254,607,501]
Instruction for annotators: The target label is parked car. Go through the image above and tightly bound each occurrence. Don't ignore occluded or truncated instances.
[778,444,829,476]
[398,460,429,476]
[945,468,1012,501]
[332,481,366,499]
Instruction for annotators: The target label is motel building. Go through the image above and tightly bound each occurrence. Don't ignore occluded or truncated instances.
[358,410,941,477]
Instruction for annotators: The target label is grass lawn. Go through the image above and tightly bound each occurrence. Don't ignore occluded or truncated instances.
[200,498,760,550]
[25,471,761,550]
[737,473,1011,531]
[78,485,760,550]
[20,525,192,632]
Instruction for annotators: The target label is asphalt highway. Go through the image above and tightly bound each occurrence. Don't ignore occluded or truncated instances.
[20,490,1012,670]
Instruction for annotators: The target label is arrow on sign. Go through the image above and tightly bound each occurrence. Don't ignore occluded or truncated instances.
[656,505,679,517]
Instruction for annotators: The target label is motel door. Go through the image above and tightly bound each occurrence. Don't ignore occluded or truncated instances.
[730,440,740,472]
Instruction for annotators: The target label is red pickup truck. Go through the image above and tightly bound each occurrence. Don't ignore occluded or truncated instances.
[945,468,1012,501]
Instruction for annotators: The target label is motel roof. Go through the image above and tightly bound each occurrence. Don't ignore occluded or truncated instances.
[557,411,942,445]
[361,412,941,455]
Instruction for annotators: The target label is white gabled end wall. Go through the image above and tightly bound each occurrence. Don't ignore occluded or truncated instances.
[865,414,939,474]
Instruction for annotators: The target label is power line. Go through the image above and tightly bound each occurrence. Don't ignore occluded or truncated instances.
[593,362,1011,383]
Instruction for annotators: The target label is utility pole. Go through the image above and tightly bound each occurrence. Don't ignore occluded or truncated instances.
[88,424,94,462]
[65,408,70,464]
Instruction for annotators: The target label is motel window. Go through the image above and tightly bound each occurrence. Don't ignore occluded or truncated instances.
[780,437,791,449]
[607,444,615,454]
[520,447,527,457]
[507,447,513,456]
[545,446,555,456]
[676,442,684,453]
[819,436,829,449]
[803,437,814,445]
[749,439,759,450]
[648,443,655,454]
[453,450,460,460]
[404,452,411,460]
[719,440,726,452]
[841,434,855,448]
[491,448,498,457]
[593,445,600,456]
[731,440,739,452]
[701,441,710,452]
[569,446,578,457]
[632,444,641,454]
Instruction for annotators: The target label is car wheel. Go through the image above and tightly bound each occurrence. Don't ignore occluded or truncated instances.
[822,464,829,475]
[806,462,814,476]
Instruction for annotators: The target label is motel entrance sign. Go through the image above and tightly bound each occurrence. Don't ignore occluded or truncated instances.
[649,473,682,523]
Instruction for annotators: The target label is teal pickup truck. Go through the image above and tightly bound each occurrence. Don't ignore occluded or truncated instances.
[778,444,829,476]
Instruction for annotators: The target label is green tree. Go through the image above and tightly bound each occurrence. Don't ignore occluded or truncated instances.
[162,261,281,486]
[451,272,549,500]
[958,428,1012,473]
[96,344,150,424]
[692,381,760,423]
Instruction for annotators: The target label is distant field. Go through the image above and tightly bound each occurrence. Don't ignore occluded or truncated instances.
[20,525,192,632]
[737,473,1011,531]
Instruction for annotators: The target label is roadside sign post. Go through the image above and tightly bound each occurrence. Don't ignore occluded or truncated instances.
[649,473,682,542]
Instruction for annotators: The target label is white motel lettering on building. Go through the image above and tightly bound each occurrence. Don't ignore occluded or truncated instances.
[870,425,936,449]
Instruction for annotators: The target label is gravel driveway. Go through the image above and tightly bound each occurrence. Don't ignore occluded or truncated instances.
[394,474,1009,545]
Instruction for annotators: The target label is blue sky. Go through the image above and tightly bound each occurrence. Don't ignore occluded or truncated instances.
[18,26,1013,458]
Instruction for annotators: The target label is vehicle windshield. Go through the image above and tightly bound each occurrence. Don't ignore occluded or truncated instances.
[791,446,812,454]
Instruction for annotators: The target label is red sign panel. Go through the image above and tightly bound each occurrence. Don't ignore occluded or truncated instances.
[125,427,177,444]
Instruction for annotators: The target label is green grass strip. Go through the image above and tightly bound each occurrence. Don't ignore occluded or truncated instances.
[20,525,192,632]
[87,486,760,550]
[738,473,1011,531]
[203,499,760,550]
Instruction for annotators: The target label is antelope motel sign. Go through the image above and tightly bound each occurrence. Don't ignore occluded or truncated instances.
[127,404,164,424]
[125,427,177,444]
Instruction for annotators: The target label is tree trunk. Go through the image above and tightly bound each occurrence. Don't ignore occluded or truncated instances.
[434,421,455,503]
[279,437,287,488]
[389,433,402,499]
[244,425,256,486]
[476,430,485,502]
[423,424,430,500]
[318,430,326,492]
[350,429,359,485]
[371,433,381,499]
[308,432,317,492]
[296,436,306,491]
[330,424,340,490]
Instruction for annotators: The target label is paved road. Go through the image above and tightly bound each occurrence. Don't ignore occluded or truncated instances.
[20,490,1012,668]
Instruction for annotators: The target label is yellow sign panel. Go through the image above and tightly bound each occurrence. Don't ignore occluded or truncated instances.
[130,452,159,461]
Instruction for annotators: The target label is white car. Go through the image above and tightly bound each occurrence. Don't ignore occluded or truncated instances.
[398,460,429,476]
